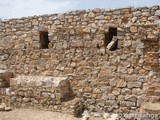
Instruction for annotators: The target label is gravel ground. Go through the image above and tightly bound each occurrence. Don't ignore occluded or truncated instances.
[0,108,104,120]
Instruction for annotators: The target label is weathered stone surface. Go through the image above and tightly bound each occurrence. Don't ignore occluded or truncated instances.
[133,11,142,17]
[95,15,104,20]
[0,54,9,61]
[127,82,142,88]
[123,40,131,47]
[120,101,136,107]
[4,107,12,111]
[88,12,95,18]
[136,76,146,82]
[116,80,127,88]
[112,88,121,95]
[125,95,137,102]
[132,88,144,95]
[121,88,132,95]
[155,10,160,16]
[118,67,127,74]
[32,19,38,25]
[63,98,83,117]
[103,113,110,119]
[109,78,118,87]
[10,75,69,88]
[140,102,160,114]
[107,36,118,50]
[130,25,137,33]
[0,5,159,115]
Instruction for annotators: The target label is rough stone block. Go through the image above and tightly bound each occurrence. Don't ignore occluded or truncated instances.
[107,36,118,50]
[121,88,132,95]
[32,19,38,25]
[116,80,127,88]
[62,98,83,117]
[127,82,142,88]
[155,10,160,16]
[10,75,70,100]
[125,95,137,102]
[130,25,137,33]
[140,102,160,114]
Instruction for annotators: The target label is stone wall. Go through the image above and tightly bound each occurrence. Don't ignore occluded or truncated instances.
[0,5,160,114]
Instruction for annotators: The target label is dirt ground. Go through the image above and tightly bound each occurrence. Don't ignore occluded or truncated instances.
[0,108,104,120]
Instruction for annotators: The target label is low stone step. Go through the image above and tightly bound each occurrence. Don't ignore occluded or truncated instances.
[140,102,160,114]
[3,75,73,111]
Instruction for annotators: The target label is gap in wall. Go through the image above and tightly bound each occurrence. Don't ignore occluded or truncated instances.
[39,31,49,49]
[104,27,118,51]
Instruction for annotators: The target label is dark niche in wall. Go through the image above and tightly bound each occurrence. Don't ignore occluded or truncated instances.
[104,27,118,51]
[39,31,49,49]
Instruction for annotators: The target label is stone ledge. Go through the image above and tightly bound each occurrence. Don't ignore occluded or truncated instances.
[10,75,69,89]
[1,75,73,110]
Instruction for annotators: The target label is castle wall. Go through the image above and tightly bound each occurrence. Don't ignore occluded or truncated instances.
[0,5,160,113]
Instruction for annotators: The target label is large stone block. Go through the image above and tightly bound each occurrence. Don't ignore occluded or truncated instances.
[107,36,118,50]
[130,25,137,33]
[140,102,160,114]
[116,80,127,88]
[62,98,83,117]
[127,82,142,88]
[155,10,160,16]
[10,75,69,88]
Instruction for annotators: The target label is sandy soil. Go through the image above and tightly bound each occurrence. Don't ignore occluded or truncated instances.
[0,108,104,120]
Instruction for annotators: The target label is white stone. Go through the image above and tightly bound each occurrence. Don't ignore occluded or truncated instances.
[155,10,160,16]
[88,12,95,18]
[93,112,101,117]
[107,36,118,50]
[82,110,89,120]
[118,67,127,74]
[148,71,156,78]
[124,40,131,47]
[82,116,89,120]
[103,113,110,119]
[5,88,11,96]
[4,107,12,111]
[107,114,118,120]
[54,20,60,24]
[0,54,9,61]
[131,17,137,23]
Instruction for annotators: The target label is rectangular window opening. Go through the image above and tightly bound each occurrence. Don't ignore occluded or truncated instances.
[40,31,49,49]
[104,27,118,51]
